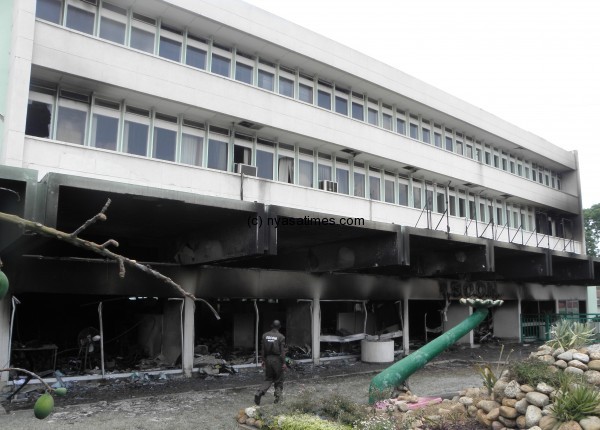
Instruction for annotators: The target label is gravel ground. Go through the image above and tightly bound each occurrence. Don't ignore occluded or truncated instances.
[0,342,538,429]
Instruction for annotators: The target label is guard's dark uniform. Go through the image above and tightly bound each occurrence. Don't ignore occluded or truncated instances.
[254,325,286,404]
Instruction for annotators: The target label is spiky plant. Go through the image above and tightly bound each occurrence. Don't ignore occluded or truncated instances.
[546,319,596,350]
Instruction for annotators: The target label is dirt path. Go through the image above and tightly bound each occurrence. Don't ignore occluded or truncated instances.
[0,343,535,429]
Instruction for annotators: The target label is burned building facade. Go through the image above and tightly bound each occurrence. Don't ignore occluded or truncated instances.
[0,0,598,380]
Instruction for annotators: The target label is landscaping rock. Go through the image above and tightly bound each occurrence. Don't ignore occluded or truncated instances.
[564,366,585,375]
[516,415,526,429]
[573,352,590,363]
[568,360,589,371]
[520,384,535,393]
[558,351,575,361]
[478,399,501,413]
[539,415,558,430]
[580,416,600,430]
[588,360,600,371]
[498,415,517,427]
[486,407,500,421]
[557,421,583,430]
[476,409,492,427]
[536,382,555,394]
[500,405,518,419]
[525,405,542,428]
[539,354,556,364]
[502,398,517,407]
[553,347,565,357]
[491,421,503,430]
[515,398,529,415]
[555,359,568,369]
[526,392,550,408]
[505,380,521,398]
[585,370,600,386]
[458,396,473,406]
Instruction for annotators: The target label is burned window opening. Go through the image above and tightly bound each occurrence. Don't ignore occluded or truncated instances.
[25,101,52,138]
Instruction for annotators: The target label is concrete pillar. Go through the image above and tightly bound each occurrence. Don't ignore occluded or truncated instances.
[0,296,11,382]
[312,298,320,365]
[182,297,195,377]
[403,299,410,354]
[445,303,472,345]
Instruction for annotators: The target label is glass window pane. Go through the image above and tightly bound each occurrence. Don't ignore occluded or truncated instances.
[370,176,380,200]
[318,164,332,181]
[99,17,126,44]
[36,0,62,23]
[299,159,313,187]
[385,179,394,203]
[235,63,253,84]
[351,102,363,121]
[354,172,365,197]
[159,37,182,62]
[336,168,349,194]
[131,27,155,53]
[299,84,312,103]
[317,91,331,110]
[181,133,203,166]
[256,150,273,180]
[153,127,176,161]
[398,184,408,206]
[56,106,87,145]
[335,97,347,115]
[25,101,52,138]
[208,138,228,170]
[186,46,206,69]
[422,128,430,143]
[91,114,118,150]
[278,155,294,183]
[367,108,378,125]
[434,132,442,148]
[383,113,392,130]
[124,121,148,156]
[445,136,453,151]
[437,192,445,213]
[413,186,422,208]
[410,123,419,139]
[66,5,94,35]
[258,70,274,91]
[449,195,456,216]
[211,54,230,77]
[279,77,294,98]
[396,118,406,135]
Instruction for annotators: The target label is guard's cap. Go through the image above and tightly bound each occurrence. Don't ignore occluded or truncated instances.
[271,320,281,329]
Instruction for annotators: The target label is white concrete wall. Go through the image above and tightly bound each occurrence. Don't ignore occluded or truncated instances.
[21,137,584,252]
[445,303,472,345]
[493,301,520,340]
[23,22,579,214]
[167,0,577,171]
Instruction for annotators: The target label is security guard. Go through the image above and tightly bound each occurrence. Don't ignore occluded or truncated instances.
[254,320,286,405]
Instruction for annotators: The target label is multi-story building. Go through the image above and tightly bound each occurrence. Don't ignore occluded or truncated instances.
[0,0,598,380]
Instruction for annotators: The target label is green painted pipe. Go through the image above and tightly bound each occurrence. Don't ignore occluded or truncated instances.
[368,305,491,404]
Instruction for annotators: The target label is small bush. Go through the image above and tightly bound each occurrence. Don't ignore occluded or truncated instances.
[354,413,396,430]
[550,383,600,423]
[320,392,367,426]
[509,358,561,388]
[276,414,352,430]
[546,319,596,350]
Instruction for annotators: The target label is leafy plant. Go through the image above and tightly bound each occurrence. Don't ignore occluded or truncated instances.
[353,413,397,430]
[550,383,600,423]
[509,358,561,388]
[546,319,597,349]
[275,414,352,430]
[475,344,512,394]
[320,392,367,425]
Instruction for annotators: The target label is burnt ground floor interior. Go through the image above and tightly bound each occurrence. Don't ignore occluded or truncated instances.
[5,293,573,377]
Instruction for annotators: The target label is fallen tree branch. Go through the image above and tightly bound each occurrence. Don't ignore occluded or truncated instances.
[0,201,198,301]
[0,367,54,392]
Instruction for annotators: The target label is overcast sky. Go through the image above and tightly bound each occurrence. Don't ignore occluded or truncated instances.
[243,0,600,209]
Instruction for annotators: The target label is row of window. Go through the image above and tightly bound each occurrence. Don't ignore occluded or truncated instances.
[26,80,574,236]
[35,0,563,191]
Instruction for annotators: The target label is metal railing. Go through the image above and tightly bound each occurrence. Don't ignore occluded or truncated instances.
[520,313,600,342]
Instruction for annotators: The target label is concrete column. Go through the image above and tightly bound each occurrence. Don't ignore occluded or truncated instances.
[403,299,410,354]
[182,297,195,377]
[0,295,11,382]
[312,298,320,365]
[445,302,472,345]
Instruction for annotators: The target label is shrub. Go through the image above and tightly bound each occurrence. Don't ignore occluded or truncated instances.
[550,383,600,423]
[509,358,561,388]
[546,319,596,350]
[276,414,352,430]
[354,413,396,430]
